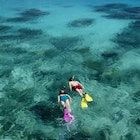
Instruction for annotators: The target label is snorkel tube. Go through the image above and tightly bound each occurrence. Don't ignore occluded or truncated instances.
[72,75,75,80]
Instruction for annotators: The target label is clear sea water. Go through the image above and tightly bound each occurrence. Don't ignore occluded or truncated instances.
[0,0,140,140]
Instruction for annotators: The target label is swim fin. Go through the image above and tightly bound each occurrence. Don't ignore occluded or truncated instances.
[85,93,93,102]
[81,98,88,109]
[64,108,74,122]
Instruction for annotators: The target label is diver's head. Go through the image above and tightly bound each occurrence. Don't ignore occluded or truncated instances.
[69,75,74,81]
[59,90,65,94]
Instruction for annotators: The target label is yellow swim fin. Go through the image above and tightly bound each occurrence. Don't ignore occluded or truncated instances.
[85,93,93,102]
[81,98,88,109]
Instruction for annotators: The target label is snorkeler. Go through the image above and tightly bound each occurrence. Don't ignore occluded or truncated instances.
[68,76,93,109]
[58,89,72,113]
[68,76,85,97]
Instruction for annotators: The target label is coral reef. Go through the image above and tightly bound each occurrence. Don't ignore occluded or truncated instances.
[68,18,94,27]
[113,20,140,49]
[7,8,49,23]
[94,3,128,13]
[50,36,80,50]
[0,25,12,32]
[94,3,140,20]
[20,8,49,18]
[18,28,43,39]
[7,16,31,22]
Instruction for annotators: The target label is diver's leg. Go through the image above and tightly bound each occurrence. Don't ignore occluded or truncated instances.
[65,100,71,113]
[60,101,66,108]
[76,89,84,97]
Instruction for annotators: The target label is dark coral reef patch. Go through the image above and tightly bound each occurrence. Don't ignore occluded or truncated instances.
[94,3,128,13]
[94,3,140,20]
[7,16,31,22]
[68,18,94,27]
[82,59,105,73]
[20,8,49,18]
[104,11,140,20]
[50,36,80,50]
[30,101,62,122]
[7,8,49,23]
[112,20,140,49]
[0,27,43,41]
[18,28,43,38]
[101,51,119,64]
[0,25,12,32]
[0,43,27,55]
[74,47,91,55]
[0,34,19,41]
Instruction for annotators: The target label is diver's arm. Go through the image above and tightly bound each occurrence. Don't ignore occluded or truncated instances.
[58,96,60,103]
[69,82,72,91]
[68,95,72,103]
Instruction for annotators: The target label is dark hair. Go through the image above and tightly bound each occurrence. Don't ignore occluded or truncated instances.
[59,90,68,95]
[69,77,73,81]
[69,75,75,81]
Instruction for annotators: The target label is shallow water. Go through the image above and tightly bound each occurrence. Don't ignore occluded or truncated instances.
[0,0,140,140]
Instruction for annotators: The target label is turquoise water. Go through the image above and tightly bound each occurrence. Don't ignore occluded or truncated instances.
[0,0,140,139]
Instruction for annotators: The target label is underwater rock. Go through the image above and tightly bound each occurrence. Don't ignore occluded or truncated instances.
[0,66,11,78]
[135,118,140,126]
[101,51,119,61]
[20,8,49,18]
[0,25,12,31]
[94,125,112,140]
[3,85,34,104]
[94,4,140,20]
[82,59,105,72]
[101,51,119,66]
[69,131,91,139]
[43,48,60,58]
[104,12,140,20]
[114,31,138,46]
[0,44,27,55]
[132,90,140,102]
[121,133,134,140]
[0,34,19,41]
[82,59,106,82]
[94,3,128,13]
[18,28,43,38]
[129,20,140,31]
[6,16,31,22]
[68,18,94,27]
[113,21,140,49]
[28,130,48,140]
[74,47,91,55]
[1,121,13,132]
[50,36,80,50]
[100,69,122,87]
[7,8,49,23]
[123,7,140,14]
[30,101,62,122]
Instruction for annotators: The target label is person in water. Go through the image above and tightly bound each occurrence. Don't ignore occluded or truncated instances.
[69,76,85,98]
[58,89,72,113]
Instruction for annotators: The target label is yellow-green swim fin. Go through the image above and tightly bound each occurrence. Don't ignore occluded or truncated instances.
[85,93,93,102]
[81,98,88,109]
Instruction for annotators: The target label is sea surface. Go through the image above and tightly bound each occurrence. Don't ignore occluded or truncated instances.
[0,0,140,140]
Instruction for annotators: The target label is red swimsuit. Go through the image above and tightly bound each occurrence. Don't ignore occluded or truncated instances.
[72,85,82,90]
